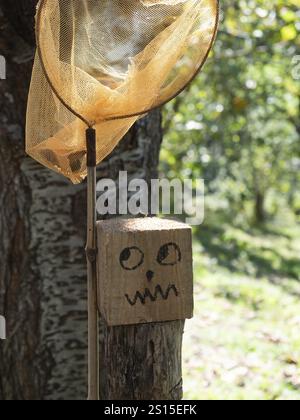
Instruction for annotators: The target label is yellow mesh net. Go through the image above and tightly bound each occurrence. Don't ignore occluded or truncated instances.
[26,0,219,183]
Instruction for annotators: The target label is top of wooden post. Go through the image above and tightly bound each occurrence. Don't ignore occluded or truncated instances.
[98,217,192,233]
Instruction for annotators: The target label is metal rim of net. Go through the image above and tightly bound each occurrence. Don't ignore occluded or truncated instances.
[35,0,220,128]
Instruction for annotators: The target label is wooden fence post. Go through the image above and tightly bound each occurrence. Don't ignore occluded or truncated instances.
[100,320,185,400]
[97,217,193,400]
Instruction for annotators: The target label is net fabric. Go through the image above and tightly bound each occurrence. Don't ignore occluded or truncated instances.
[26,0,219,184]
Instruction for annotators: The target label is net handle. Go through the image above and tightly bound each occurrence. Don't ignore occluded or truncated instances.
[85,128,99,400]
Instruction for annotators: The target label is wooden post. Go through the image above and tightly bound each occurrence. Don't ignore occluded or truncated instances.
[100,320,186,400]
[97,217,193,400]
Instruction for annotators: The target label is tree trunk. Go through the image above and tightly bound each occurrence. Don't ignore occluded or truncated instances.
[254,191,266,225]
[100,320,185,400]
[0,1,184,400]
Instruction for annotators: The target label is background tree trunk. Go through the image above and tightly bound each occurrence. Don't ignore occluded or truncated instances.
[0,0,184,400]
[254,191,266,225]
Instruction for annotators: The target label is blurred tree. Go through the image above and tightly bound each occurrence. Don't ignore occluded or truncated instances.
[163,0,300,225]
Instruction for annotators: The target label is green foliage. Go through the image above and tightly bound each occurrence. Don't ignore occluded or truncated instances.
[162,0,300,224]
[183,224,300,400]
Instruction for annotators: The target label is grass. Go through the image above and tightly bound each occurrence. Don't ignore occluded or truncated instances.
[183,221,300,400]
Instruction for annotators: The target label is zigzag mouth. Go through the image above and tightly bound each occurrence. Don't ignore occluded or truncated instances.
[125,284,179,306]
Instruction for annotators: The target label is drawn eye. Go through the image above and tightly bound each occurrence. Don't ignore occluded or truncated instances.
[157,243,181,266]
[120,247,144,271]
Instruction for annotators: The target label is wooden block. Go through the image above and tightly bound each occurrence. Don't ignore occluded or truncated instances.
[97,217,193,326]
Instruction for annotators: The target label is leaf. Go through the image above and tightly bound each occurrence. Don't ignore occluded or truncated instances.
[281,24,297,41]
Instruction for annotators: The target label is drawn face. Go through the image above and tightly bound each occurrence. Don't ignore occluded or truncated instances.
[97,218,193,326]
[119,243,182,306]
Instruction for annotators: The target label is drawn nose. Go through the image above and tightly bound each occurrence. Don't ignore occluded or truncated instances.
[146,270,154,282]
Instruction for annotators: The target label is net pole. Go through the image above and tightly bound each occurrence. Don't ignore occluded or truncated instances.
[85,128,99,401]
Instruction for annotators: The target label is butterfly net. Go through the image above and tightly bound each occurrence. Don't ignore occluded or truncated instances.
[26,0,219,183]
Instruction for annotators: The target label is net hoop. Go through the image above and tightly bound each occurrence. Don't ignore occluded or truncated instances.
[35,0,220,127]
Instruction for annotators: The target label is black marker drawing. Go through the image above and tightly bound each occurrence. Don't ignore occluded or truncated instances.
[125,284,179,306]
[120,246,144,271]
[157,243,182,266]
[120,243,182,306]
[146,270,154,282]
